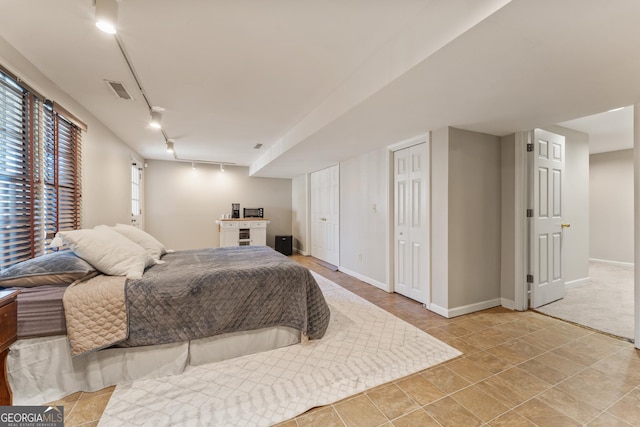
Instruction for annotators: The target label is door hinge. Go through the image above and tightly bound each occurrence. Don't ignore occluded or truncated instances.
[527,143,534,152]
[526,274,534,283]
[526,209,533,218]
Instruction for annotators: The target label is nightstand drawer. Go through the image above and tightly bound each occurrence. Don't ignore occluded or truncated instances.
[0,300,17,350]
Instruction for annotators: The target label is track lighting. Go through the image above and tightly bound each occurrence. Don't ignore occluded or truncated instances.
[150,110,162,129]
[97,6,234,171]
[95,0,118,35]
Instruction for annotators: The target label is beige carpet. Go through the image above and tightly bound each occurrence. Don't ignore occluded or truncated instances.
[536,262,634,341]
[98,272,461,427]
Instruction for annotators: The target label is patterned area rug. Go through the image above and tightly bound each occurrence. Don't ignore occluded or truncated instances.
[99,272,461,426]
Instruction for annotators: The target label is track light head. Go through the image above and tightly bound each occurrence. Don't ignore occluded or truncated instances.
[95,0,118,34]
[220,163,225,172]
[166,140,174,153]
[150,110,162,129]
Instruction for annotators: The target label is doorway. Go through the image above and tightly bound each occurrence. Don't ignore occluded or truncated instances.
[310,165,340,266]
[528,129,567,309]
[513,110,636,343]
[393,141,430,304]
[534,109,635,341]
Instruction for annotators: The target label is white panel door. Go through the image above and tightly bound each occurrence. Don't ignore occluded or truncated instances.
[530,129,566,308]
[394,148,410,297]
[394,142,429,304]
[311,165,340,266]
[310,171,325,260]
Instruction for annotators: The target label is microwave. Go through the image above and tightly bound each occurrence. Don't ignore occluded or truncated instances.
[243,207,264,218]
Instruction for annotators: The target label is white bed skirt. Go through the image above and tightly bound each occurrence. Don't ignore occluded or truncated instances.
[8,326,300,405]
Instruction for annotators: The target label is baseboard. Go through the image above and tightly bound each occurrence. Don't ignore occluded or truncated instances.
[295,248,309,256]
[427,303,449,318]
[565,277,591,289]
[337,266,390,292]
[501,298,515,310]
[427,298,502,318]
[589,258,634,268]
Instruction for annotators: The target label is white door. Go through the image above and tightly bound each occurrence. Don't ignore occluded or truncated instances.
[311,165,340,266]
[394,142,429,304]
[530,129,566,308]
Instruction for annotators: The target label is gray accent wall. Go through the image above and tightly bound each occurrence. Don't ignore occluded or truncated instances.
[590,149,634,264]
[500,133,516,304]
[447,127,502,309]
[431,127,450,312]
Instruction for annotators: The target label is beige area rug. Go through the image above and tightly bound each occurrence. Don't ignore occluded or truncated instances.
[536,262,634,341]
[98,272,461,426]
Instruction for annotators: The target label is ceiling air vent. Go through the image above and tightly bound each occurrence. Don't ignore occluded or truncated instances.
[254,143,263,149]
[105,80,133,100]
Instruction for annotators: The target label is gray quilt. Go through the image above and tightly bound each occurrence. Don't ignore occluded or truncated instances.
[118,246,330,347]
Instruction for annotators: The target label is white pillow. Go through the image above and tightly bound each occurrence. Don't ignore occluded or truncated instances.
[112,223,167,260]
[54,226,156,279]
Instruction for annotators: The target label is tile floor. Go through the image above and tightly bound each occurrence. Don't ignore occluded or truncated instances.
[47,254,640,426]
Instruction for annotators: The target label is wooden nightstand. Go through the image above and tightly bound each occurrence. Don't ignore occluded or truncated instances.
[0,289,19,406]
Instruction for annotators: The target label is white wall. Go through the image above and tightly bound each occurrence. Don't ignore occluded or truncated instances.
[0,34,140,229]
[339,148,390,287]
[292,127,505,318]
[320,127,504,316]
[82,125,143,228]
[590,149,634,264]
[144,161,292,251]
[292,147,392,288]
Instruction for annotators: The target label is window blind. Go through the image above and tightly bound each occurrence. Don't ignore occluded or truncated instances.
[0,70,83,269]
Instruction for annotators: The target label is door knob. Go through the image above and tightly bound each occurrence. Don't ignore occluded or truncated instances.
[561,223,571,228]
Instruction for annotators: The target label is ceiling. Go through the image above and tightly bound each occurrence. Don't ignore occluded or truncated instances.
[559,106,634,154]
[0,0,639,178]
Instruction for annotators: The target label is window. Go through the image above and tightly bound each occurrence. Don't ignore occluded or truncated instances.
[131,163,141,217]
[0,68,84,269]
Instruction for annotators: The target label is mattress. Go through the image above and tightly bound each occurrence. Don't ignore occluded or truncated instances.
[3,285,68,338]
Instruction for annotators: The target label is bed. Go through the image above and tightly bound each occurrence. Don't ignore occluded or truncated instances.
[0,225,330,405]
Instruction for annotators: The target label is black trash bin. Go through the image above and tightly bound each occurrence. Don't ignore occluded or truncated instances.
[275,235,293,256]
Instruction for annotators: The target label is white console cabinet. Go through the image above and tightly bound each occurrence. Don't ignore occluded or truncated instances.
[216,219,269,247]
